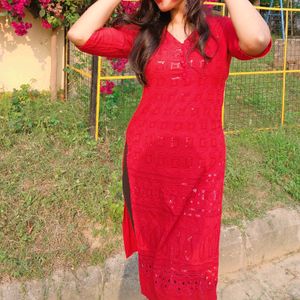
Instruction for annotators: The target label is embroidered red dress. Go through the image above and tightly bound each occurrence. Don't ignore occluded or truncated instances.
[76,14,272,300]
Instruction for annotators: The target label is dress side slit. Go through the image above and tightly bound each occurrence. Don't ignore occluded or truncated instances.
[122,141,135,231]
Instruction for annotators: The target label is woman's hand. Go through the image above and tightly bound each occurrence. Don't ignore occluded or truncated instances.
[224,0,272,56]
[67,0,122,47]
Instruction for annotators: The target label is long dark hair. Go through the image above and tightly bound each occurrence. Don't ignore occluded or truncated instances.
[111,0,217,86]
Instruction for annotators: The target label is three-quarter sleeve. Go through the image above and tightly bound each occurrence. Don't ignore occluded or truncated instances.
[75,23,141,59]
[219,16,272,60]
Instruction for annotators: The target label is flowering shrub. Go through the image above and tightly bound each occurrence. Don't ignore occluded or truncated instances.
[0,0,31,35]
[0,0,87,35]
[0,0,141,95]
[0,0,140,36]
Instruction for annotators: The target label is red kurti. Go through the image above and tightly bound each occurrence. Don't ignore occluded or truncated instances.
[76,14,272,300]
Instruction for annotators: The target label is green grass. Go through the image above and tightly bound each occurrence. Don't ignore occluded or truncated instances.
[0,50,299,284]
[0,87,125,283]
[222,126,300,228]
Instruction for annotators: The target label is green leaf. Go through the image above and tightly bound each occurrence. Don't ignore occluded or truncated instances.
[39,9,46,18]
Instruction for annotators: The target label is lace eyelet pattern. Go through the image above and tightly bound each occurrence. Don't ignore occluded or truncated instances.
[139,255,219,297]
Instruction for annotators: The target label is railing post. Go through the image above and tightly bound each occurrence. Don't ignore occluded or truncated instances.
[89,55,98,138]
[281,9,289,126]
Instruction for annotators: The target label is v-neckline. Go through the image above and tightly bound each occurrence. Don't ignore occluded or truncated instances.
[164,26,197,45]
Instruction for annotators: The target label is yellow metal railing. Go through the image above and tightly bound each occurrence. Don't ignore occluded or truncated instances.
[222,4,300,135]
[66,2,300,140]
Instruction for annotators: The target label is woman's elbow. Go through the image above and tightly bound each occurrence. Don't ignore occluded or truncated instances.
[67,29,86,46]
[238,33,271,57]
[256,25,272,50]
[66,30,79,44]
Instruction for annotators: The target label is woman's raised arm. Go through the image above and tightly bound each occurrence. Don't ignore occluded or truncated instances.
[224,0,272,57]
[67,0,122,47]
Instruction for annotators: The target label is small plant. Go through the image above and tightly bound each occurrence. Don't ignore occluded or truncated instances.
[7,84,39,133]
[6,84,63,133]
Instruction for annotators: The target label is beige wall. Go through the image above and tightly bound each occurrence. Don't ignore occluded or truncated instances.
[0,8,65,92]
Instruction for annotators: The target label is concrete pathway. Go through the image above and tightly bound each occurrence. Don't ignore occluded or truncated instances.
[218,251,300,300]
[1,207,299,299]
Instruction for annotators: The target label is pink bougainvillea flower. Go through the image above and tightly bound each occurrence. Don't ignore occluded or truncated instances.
[109,57,128,73]
[13,0,28,17]
[41,19,52,29]
[101,80,115,95]
[11,21,32,36]
[121,0,140,15]
[39,0,51,9]
[203,0,218,12]
[1,0,31,17]
[0,0,13,12]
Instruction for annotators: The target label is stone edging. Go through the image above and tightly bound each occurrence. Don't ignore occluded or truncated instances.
[1,207,300,300]
[219,206,300,274]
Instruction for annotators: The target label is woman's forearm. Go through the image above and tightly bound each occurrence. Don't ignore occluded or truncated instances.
[67,0,121,46]
[225,0,272,55]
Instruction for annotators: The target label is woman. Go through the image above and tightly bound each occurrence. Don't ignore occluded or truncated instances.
[67,0,272,299]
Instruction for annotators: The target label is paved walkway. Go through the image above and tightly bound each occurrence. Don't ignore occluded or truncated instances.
[0,251,299,299]
[218,251,300,300]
